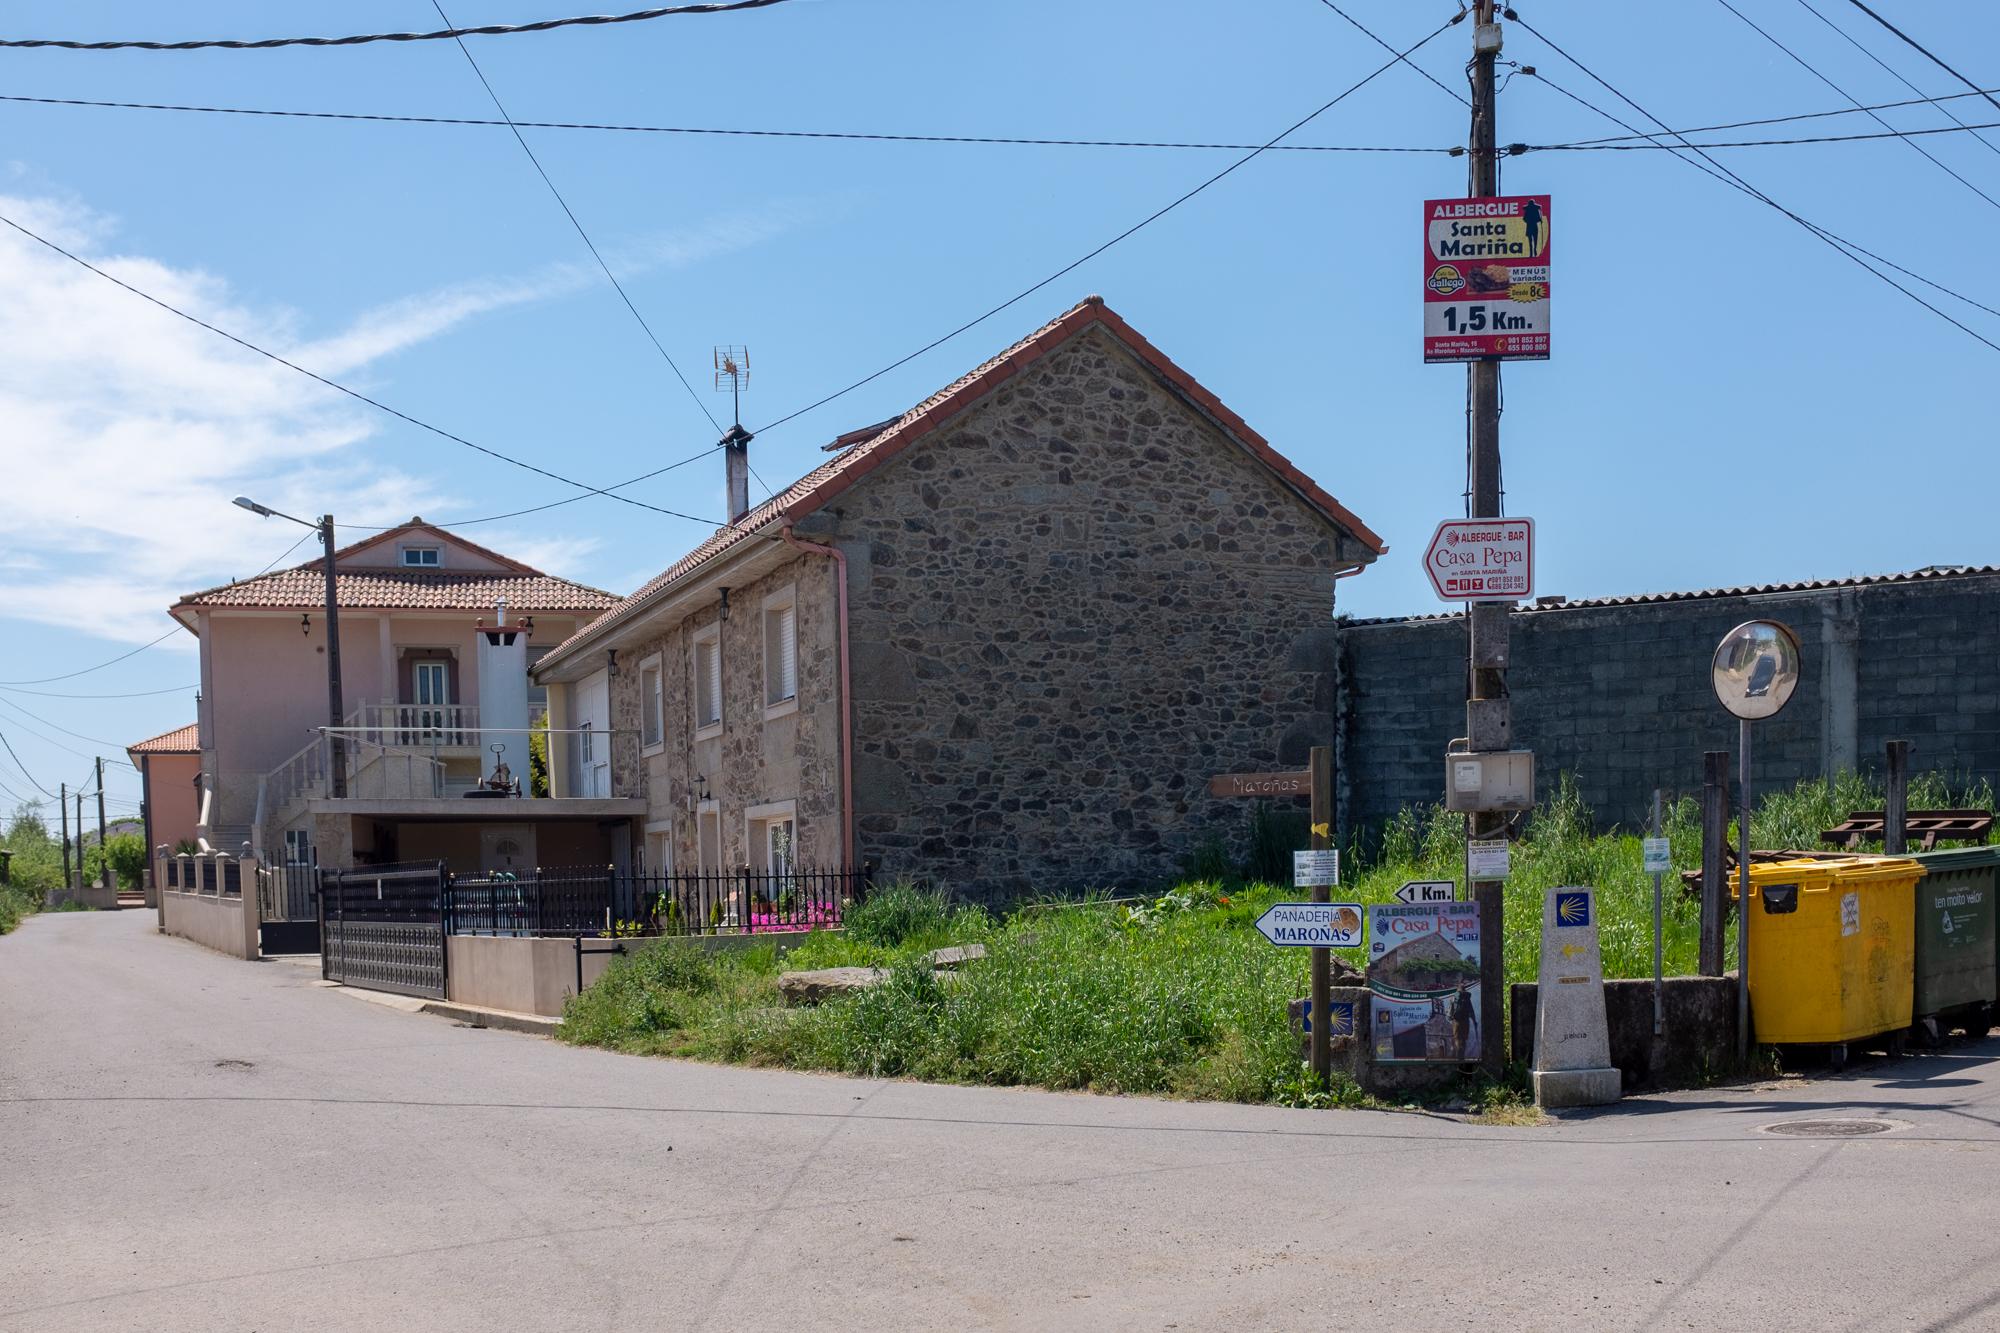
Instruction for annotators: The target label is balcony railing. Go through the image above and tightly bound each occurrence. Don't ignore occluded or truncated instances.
[260,720,629,816]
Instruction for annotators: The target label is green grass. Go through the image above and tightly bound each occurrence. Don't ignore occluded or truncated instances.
[558,771,1998,1105]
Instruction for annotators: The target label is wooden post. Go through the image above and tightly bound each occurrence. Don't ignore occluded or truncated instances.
[1309,745,1333,1088]
[1884,739,1911,856]
[1700,750,1730,976]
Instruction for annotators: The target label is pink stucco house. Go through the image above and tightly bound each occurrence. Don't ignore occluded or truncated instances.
[127,722,201,859]
[162,519,637,874]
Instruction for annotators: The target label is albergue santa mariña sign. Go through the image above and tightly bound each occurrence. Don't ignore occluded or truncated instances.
[1423,194,1550,363]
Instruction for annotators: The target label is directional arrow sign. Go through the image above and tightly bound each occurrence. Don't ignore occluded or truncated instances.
[1395,880,1457,905]
[1254,902,1364,948]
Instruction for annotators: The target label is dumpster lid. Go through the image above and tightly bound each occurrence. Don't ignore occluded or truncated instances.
[1910,844,2000,871]
[1733,855,1924,897]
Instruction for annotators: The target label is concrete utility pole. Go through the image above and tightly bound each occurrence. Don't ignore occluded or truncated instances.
[59,781,71,888]
[1463,0,1508,1078]
[321,515,346,799]
[95,756,109,891]
[74,789,86,890]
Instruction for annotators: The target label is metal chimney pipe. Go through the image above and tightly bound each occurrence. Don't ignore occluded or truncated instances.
[722,424,752,523]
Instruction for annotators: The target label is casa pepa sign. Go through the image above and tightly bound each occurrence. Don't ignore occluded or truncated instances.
[1423,518,1534,601]
[1423,194,1551,363]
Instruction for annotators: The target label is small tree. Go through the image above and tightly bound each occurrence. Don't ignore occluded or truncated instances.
[103,834,148,890]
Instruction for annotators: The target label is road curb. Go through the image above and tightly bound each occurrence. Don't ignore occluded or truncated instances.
[417,999,561,1036]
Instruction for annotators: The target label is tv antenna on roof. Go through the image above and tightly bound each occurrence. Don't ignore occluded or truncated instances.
[713,346,750,432]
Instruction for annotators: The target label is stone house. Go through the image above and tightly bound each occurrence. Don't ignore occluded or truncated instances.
[532,297,1384,901]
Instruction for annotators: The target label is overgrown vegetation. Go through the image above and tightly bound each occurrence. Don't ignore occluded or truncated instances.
[1,807,64,934]
[560,771,1998,1106]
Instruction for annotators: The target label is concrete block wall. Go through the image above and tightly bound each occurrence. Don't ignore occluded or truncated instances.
[1339,572,2000,836]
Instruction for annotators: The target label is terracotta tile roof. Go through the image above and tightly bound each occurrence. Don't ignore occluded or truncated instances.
[327,517,539,573]
[540,295,1384,670]
[128,722,199,756]
[173,567,620,615]
[1346,564,2000,627]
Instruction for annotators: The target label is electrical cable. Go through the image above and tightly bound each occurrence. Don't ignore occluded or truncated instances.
[0,694,133,752]
[0,731,58,799]
[1840,0,2000,120]
[1542,85,2000,147]
[1524,118,2000,151]
[1513,19,2000,354]
[430,0,718,433]
[1711,0,2000,214]
[332,443,723,532]
[0,1,798,52]
[0,94,1457,154]
[1792,0,2000,161]
[754,13,1461,437]
[1312,0,1468,107]
[0,208,739,529]
[0,629,180,687]
[0,684,195,700]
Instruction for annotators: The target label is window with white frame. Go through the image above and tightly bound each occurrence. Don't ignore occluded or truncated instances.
[579,720,594,764]
[765,817,796,879]
[746,801,797,881]
[644,822,674,876]
[401,546,441,567]
[692,627,722,733]
[639,655,664,750]
[763,589,797,710]
[283,827,313,868]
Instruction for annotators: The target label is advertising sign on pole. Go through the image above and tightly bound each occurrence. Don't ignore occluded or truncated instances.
[1256,902,1364,948]
[1467,839,1511,880]
[1293,849,1340,887]
[1366,903,1483,1063]
[1424,194,1551,363]
[1424,519,1534,602]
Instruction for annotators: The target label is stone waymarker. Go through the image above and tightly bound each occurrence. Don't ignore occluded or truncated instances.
[1532,886,1622,1108]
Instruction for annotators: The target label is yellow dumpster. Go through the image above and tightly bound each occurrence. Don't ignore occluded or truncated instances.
[1733,857,1921,1051]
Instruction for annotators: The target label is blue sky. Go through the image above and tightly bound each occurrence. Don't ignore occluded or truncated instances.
[1,1,1994,819]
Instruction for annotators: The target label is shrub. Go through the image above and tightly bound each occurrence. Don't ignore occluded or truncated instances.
[842,880,954,951]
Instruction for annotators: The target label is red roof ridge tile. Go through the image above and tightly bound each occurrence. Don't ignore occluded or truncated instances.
[127,721,199,755]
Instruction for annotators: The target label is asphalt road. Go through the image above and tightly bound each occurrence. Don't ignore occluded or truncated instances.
[4,909,1999,1332]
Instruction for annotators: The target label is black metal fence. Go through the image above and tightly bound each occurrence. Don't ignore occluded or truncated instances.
[321,861,448,998]
[440,863,869,939]
[633,865,867,936]
[159,855,241,895]
[447,868,621,937]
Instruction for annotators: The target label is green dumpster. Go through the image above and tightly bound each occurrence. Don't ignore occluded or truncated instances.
[1909,845,1999,1030]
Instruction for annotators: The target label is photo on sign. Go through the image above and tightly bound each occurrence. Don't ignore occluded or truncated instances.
[1366,904,1482,1063]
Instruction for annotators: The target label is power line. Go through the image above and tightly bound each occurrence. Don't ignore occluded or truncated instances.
[1840,0,2000,120]
[1793,0,2000,161]
[1512,24,2000,352]
[0,684,195,700]
[1525,118,2000,152]
[0,207,736,529]
[0,731,57,800]
[0,1,798,52]
[0,93,1459,154]
[1711,0,2000,214]
[0,694,132,752]
[0,628,180,687]
[430,1,718,434]
[339,443,725,531]
[755,13,1462,437]
[1546,84,2000,147]
[1312,0,1467,107]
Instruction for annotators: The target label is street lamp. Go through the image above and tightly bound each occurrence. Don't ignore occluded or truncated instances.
[235,497,346,798]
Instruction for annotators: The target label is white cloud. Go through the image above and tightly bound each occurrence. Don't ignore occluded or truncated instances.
[0,186,811,644]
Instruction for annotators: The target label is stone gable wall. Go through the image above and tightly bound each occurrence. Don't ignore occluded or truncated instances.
[811,323,1374,902]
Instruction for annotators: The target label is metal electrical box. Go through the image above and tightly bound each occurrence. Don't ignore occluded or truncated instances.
[1444,750,1535,813]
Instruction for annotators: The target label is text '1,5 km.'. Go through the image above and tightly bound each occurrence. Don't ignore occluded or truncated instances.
[1423,194,1550,364]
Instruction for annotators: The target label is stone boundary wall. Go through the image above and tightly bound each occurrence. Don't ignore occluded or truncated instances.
[1337,573,2000,837]
[160,882,258,960]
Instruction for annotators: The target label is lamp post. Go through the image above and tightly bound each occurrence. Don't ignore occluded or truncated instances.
[235,497,345,797]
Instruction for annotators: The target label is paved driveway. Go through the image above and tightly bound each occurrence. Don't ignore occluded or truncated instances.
[4,909,1999,1331]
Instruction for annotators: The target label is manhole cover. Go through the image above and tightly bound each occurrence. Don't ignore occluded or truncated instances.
[1761,1118,1896,1138]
